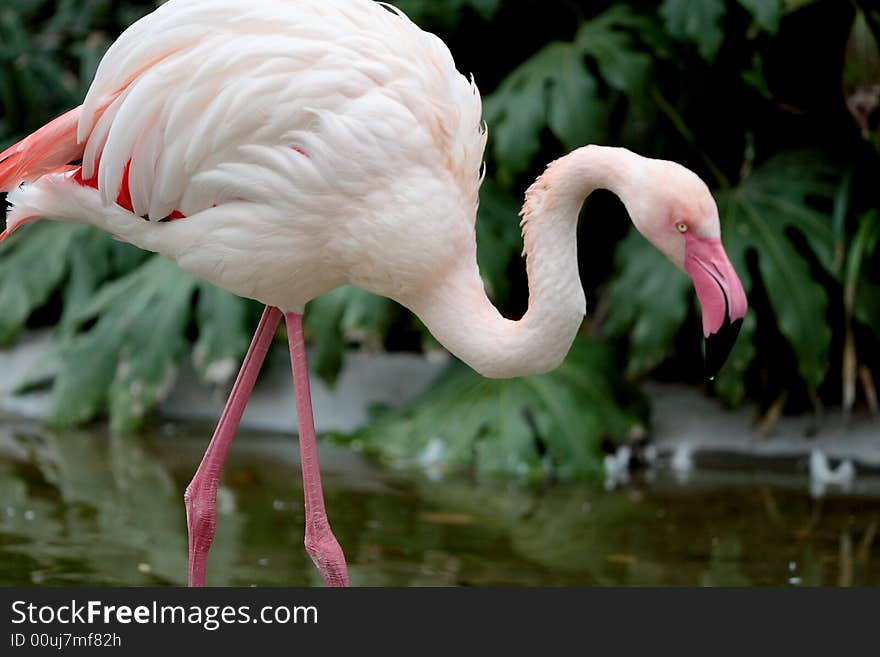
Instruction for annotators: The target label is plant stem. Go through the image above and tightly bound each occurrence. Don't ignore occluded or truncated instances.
[859,365,878,415]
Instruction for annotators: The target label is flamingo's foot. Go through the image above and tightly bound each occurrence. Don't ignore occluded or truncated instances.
[305,523,350,587]
[184,478,219,587]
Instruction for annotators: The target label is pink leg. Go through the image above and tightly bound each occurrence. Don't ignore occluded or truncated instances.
[285,312,350,587]
[185,306,282,587]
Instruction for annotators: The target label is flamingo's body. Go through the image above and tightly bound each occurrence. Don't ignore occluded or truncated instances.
[0,0,748,587]
[3,0,484,316]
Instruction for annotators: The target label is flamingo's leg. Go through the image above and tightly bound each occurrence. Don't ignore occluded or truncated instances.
[185,305,282,587]
[284,312,350,587]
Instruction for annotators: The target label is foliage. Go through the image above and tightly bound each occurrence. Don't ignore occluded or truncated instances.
[0,223,92,343]
[659,0,727,61]
[607,153,839,405]
[49,257,253,433]
[658,0,818,60]
[851,213,880,329]
[192,284,251,385]
[1,0,879,480]
[0,0,157,146]
[484,6,654,183]
[390,0,500,26]
[341,339,647,482]
[51,257,192,432]
[0,222,151,343]
[304,286,396,384]
[604,230,691,378]
[473,179,522,305]
[714,154,838,402]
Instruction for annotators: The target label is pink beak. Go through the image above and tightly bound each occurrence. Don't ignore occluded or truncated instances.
[684,234,748,379]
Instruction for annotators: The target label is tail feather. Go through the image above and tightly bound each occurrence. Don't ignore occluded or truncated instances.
[0,107,84,193]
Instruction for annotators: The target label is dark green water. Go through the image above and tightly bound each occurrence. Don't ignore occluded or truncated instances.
[1,422,878,586]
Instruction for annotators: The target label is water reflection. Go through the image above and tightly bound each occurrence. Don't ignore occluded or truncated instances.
[0,423,878,586]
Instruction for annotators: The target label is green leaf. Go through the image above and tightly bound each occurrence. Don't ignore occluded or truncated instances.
[1,224,249,430]
[51,257,199,432]
[0,223,73,343]
[577,6,654,94]
[193,284,252,385]
[854,279,880,330]
[716,153,837,396]
[713,312,757,405]
[737,0,783,34]
[604,231,691,377]
[390,0,501,27]
[0,223,108,344]
[304,286,396,384]
[848,212,880,328]
[475,179,522,306]
[344,339,648,482]
[0,228,144,395]
[545,43,605,151]
[485,42,595,182]
[741,53,773,101]
[485,7,655,183]
[58,232,149,335]
[659,0,727,61]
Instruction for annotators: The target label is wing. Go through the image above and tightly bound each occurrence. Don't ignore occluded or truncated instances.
[76,0,487,222]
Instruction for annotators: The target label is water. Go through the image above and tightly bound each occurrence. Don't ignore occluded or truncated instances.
[0,422,878,586]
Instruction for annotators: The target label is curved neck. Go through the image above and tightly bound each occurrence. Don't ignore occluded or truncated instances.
[411,145,637,378]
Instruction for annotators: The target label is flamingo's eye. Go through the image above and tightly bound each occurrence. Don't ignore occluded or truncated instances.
[677,223,688,233]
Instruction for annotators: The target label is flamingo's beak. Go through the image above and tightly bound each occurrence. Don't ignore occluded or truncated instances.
[684,234,748,380]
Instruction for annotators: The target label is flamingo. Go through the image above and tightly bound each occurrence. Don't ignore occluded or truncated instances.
[0,0,748,587]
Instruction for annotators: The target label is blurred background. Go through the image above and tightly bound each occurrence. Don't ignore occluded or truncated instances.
[0,0,878,586]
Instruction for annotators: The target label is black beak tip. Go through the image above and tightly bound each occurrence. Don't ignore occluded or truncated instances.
[704,317,743,381]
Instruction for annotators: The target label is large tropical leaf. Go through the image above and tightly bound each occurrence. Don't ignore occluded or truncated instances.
[484,6,655,183]
[604,231,692,377]
[50,256,251,432]
[304,286,396,384]
[193,285,254,385]
[485,42,602,183]
[50,257,193,431]
[710,311,757,406]
[715,153,837,399]
[0,223,89,344]
[340,338,648,483]
[659,0,814,60]
[576,6,655,95]
[0,224,151,344]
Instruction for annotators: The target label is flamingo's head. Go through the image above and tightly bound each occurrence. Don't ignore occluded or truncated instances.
[626,158,748,380]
